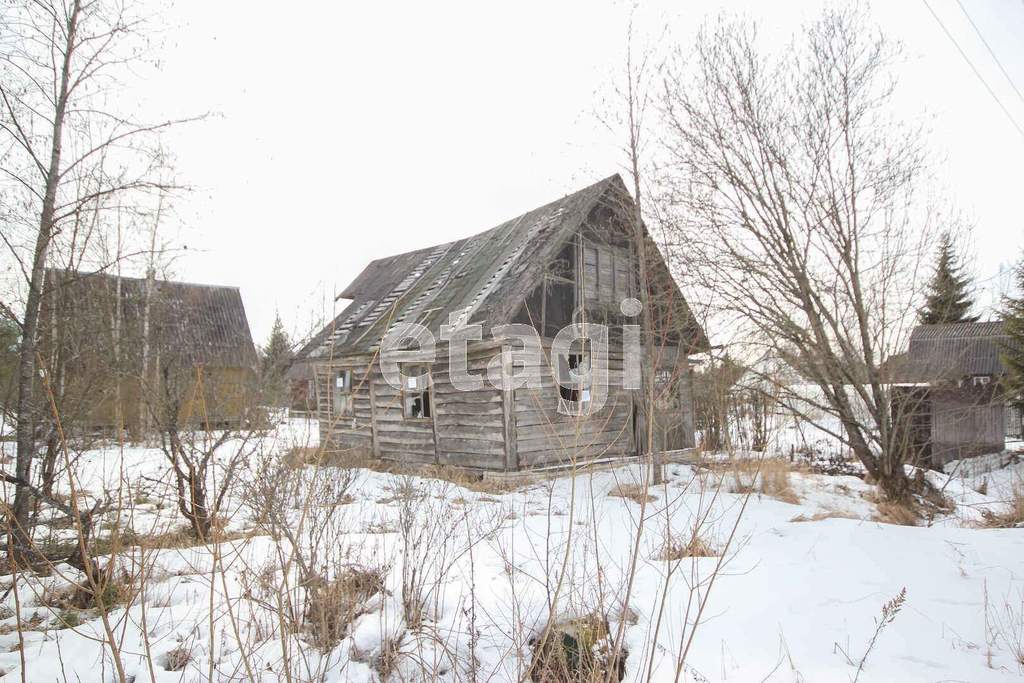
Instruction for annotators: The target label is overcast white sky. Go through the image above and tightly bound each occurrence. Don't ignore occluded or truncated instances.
[130,0,1024,345]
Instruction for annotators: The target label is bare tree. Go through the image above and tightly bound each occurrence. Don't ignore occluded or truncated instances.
[660,7,934,499]
[597,19,671,485]
[0,0,186,555]
[148,361,265,541]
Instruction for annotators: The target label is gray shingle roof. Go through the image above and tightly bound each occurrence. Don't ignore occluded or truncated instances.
[45,269,257,369]
[296,175,709,362]
[887,321,1012,383]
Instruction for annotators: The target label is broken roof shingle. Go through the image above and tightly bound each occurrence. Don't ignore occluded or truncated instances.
[297,175,709,361]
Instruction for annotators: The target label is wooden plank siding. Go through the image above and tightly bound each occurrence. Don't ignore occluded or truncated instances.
[431,341,507,470]
[315,358,375,453]
[315,337,647,471]
[930,387,1006,465]
[511,338,637,468]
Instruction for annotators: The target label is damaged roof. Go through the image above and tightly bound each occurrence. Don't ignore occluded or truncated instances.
[298,175,708,362]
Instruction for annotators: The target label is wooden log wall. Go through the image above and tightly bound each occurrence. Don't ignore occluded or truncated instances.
[431,341,507,470]
[511,338,636,468]
[369,350,437,464]
[314,358,375,453]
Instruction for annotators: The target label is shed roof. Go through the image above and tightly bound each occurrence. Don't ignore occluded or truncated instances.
[886,321,1013,384]
[296,175,709,363]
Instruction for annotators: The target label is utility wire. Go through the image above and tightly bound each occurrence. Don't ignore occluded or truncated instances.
[955,0,1024,107]
[922,0,1024,141]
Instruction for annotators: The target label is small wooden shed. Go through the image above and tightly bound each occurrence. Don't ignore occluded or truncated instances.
[40,269,258,434]
[297,176,709,471]
[889,321,1013,466]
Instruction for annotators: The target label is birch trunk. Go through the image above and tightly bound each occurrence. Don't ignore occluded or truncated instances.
[11,0,82,555]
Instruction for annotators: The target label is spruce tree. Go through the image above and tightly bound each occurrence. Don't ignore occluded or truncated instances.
[919,233,979,325]
[1002,257,1024,412]
[260,312,293,406]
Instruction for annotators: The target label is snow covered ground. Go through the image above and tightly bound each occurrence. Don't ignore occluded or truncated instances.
[0,420,1022,682]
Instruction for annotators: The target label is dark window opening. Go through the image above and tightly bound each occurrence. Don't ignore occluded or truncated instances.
[513,283,544,328]
[544,278,575,338]
[403,365,432,419]
[549,241,576,281]
[557,339,591,414]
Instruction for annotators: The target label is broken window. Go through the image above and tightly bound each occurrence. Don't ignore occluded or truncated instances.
[402,365,432,419]
[557,339,592,416]
[549,241,576,281]
[333,368,353,417]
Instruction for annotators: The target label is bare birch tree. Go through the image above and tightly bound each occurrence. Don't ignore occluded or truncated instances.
[660,7,934,499]
[0,0,186,557]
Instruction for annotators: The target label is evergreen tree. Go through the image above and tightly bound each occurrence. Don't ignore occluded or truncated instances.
[919,233,979,325]
[260,312,293,405]
[1002,257,1024,413]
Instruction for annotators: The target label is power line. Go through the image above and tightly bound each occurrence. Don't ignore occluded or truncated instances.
[922,0,1024,141]
[955,0,1024,107]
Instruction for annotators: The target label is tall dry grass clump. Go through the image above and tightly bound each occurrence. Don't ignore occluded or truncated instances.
[728,457,799,504]
[980,485,1024,529]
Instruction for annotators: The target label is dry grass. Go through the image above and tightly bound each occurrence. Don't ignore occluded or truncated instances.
[980,486,1024,529]
[789,509,859,523]
[304,566,386,651]
[162,645,192,672]
[762,459,800,504]
[292,444,522,494]
[657,531,718,560]
[530,613,626,682]
[608,483,656,505]
[37,567,135,614]
[873,500,920,527]
[726,457,800,504]
[104,524,258,552]
[285,445,374,469]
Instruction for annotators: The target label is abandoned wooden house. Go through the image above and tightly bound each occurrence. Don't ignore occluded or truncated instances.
[888,321,1016,466]
[40,268,258,435]
[295,175,709,471]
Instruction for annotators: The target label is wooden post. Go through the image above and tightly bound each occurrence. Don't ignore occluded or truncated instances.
[501,344,518,472]
[368,363,381,459]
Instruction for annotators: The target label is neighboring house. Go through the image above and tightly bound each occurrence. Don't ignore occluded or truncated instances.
[296,175,709,471]
[284,357,317,413]
[40,268,258,434]
[888,321,1015,466]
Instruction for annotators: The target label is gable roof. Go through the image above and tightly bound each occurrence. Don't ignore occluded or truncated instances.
[44,269,257,369]
[298,175,709,363]
[886,321,1013,384]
